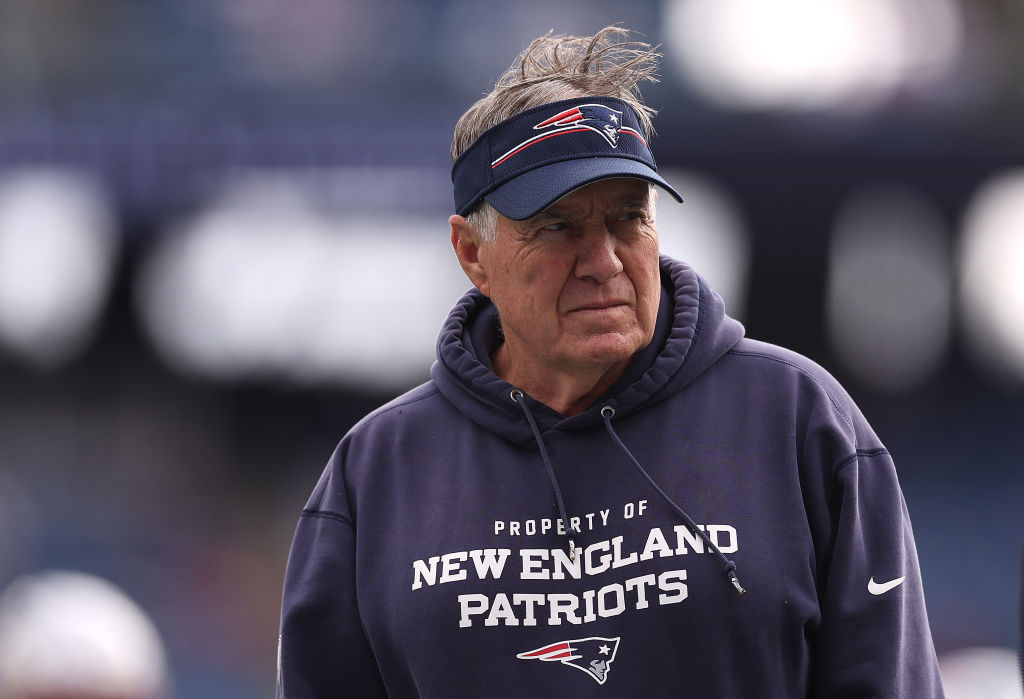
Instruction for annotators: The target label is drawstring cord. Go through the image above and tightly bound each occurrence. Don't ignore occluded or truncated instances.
[508,389,744,594]
[600,405,746,595]
[511,390,577,561]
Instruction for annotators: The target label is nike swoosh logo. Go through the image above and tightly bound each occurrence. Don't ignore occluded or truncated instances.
[868,576,905,595]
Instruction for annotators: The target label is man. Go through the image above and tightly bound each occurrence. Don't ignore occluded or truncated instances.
[277,27,944,697]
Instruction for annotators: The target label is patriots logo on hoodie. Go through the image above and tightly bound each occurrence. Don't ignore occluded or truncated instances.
[517,636,620,685]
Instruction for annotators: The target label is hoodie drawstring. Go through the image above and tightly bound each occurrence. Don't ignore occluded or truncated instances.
[510,389,743,595]
[600,405,745,595]
[511,390,577,561]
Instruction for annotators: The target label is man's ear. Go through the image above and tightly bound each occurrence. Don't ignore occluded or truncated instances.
[450,215,491,297]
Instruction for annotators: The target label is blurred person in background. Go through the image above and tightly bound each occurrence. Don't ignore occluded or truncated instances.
[277,26,943,697]
[0,570,171,699]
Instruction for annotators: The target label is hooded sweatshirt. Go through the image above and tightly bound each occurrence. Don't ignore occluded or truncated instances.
[277,256,944,698]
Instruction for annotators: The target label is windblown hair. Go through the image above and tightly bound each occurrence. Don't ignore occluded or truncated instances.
[451,26,662,163]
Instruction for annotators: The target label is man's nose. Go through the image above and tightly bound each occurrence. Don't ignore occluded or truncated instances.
[574,227,623,283]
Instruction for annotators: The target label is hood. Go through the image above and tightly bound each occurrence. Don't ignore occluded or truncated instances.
[431,255,745,444]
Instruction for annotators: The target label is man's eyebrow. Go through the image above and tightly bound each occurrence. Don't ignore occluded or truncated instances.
[526,209,569,225]
[617,197,650,210]
[530,197,651,224]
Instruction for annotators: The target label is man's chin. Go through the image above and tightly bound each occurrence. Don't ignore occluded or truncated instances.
[568,333,647,368]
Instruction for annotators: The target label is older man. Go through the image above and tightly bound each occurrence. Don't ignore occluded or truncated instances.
[277,27,944,698]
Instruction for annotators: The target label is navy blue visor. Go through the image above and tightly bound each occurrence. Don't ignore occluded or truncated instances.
[452,96,682,221]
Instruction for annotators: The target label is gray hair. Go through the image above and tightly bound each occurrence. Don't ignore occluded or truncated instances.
[451,26,662,163]
[466,200,500,242]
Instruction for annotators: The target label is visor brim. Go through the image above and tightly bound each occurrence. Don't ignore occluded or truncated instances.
[482,158,683,221]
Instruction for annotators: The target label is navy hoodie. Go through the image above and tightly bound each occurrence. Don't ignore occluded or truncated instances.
[278,256,944,698]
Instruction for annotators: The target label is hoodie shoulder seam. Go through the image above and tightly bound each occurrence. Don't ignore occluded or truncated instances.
[835,447,891,470]
[836,447,889,466]
[350,384,443,433]
[725,348,854,430]
[832,448,893,484]
[300,508,354,528]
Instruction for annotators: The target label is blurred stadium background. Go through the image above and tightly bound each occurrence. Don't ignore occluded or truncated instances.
[0,0,1022,696]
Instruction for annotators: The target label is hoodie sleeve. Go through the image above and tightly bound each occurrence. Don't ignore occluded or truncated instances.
[277,453,388,699]
[809,444,945,698]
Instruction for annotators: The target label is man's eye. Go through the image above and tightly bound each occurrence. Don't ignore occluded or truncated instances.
[540,222,569,232]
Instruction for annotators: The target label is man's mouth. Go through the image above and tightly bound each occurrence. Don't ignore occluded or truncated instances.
[567,301,629,313]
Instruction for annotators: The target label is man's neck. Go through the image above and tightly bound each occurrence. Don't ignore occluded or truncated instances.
[491,344,630,417]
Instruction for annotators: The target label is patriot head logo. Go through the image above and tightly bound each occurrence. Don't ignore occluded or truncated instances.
[490,104,643,169]
[533,104,624,147]
[517,636,621,685]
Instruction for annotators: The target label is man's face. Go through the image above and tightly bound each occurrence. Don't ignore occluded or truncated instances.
[473,178,661,380]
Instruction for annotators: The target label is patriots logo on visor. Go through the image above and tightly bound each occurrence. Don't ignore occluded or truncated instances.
[534,104,623,147]
[491,104,643,169]
[517,636,620,685]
